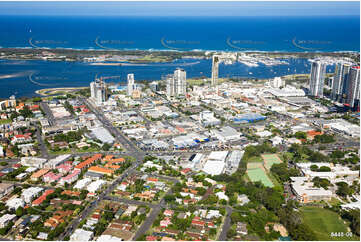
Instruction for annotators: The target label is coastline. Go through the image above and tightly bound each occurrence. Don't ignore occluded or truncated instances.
[35,87,88,96]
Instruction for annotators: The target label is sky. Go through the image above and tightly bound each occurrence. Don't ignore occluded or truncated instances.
[0,1,359,17]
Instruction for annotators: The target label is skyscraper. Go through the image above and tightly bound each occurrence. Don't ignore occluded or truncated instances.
[127,73,135,96]
[174,68,186,96]
[211,55,219,87]
[345,66,360,108]
[309,60,326,97]
[331,62,351,101]
[166,69,186,98]
[166,74,174,97]
[90,78,107,105]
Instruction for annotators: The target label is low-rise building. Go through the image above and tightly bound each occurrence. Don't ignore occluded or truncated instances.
[0,214,16,228]
[0,183,14,199]
[6,198,24,210]
[21,187,43,203]
[58,170,80,185]
[45,154,71,169]
[20,157,47,168]
[70,229,94,241]
[290,177,333,203]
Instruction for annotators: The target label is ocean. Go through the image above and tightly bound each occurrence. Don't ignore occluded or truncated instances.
[0,15,359,51]
[0,15,356,98]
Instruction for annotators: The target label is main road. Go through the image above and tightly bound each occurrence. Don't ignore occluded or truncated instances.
[59,98,146,240]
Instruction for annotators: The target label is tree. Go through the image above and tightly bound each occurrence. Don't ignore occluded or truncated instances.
[271,163,300,182]
[318,166,331,172]
[314,134,335,144]
[310,164,318,171]
[312,177,331,190]
[294,131,307,139]
[164,194,175,203]
[336,182,352,197]
[102,143,111,151]
[290,223,317,241]
[16,206,25,217]
[341,209,360,236]
[330,150,344,159]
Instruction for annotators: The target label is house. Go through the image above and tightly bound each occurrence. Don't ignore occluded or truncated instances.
[146,177,159,183]
[238,194,250,205]
[215,191,229,201]
[6,198,24,210]
[0,214,16,228]
[37,232,48,240]
[70,229,94,241]
[87,166,114,175]
[306,130,323,140]
[236,222,248,235]
[30,169,50,181]
[191,219,205,228]
[134,190,155,200]
[114,208,124,219]
[21,187,43,203]
[61,190,80,197]
[11,133,32,145]
[180,168,191,175]
[44,210,73,228]
[87,179,106,193]
[165,229,179,236]
[206,210,221,219]
[32,190,54,206]
[146,236,158,241]
[74,154,102,171]
[58,170,80,185]
[56,163,73,174]
[43,172,62,183]
[185,231,203,240]
[160,217,172,228]
[163,209,174,217]
[0,183,14,199]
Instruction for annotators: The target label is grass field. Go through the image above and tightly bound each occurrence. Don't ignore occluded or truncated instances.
[0,119,11,125]
[247,156,263,163]
[247,167,274,187]
[301,207,359,241]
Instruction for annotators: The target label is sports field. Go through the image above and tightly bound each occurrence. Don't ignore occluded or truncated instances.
[247,163,274,187]
[262,154,283,170]
[301,206,359,241]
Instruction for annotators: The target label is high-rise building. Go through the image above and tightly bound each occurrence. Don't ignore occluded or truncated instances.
[166,69,186,98]
[127,73,135,96]
[174,68,186,96]
[211,55,220,87]
[309,60,326,97]
[166,74,175,98]
[331,62,351,101]
[345,66,360,109]
[90,78,107,105]
[272,77,284,88]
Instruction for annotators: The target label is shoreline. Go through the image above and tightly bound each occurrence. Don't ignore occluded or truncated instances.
[35,72,310,97]
[35,87,88,96]
[0,47,359,54]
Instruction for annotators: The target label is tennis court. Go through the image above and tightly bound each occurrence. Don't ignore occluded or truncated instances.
[262,154,283,170]
[247,162,263,169]
[247,165,274,187]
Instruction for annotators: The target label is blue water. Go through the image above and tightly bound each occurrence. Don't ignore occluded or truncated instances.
[0,58,336,98]
[0,15,353,97]
[0,16,359,51]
